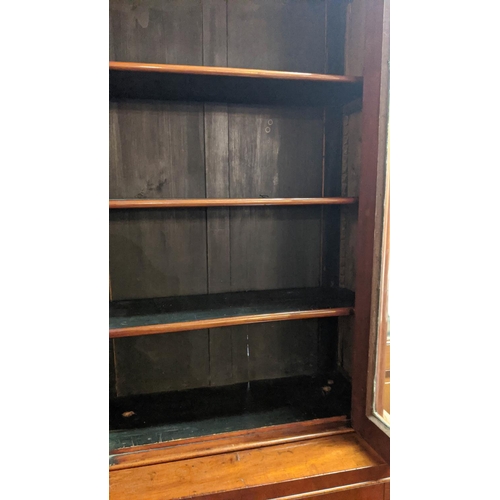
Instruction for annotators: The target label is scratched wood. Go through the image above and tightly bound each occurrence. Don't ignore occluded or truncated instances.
[109,432,386,499]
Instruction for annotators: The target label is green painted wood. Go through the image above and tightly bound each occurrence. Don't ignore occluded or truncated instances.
[110,287,355,330]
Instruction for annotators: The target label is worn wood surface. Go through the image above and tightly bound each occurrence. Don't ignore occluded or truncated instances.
[111,416,350,470]
[110,375,351,448]
[109,0,203,65]
[227,0,325,73]
[109,101,205,200]
[109,431,388,500]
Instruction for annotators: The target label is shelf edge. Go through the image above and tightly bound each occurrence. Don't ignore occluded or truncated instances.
[110,307,355,338]
[109,198,358,209]
[109,61,363,84]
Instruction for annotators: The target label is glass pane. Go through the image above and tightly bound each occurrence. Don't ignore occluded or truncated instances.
[373,122,390,426]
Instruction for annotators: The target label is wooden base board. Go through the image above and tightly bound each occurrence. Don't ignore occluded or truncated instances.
[110,419,389,500]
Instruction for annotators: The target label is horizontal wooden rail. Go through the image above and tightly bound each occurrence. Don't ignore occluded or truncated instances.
[109,61,362,84]
[109,307,354,339]
[110,417,352,470]
[109,198,358,209]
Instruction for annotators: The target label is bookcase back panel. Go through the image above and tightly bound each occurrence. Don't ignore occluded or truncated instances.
[228,106,324,198]
[229,207,322,291]
[109,0,203,65]
[109,209,208,300]
[109,102,205,200]
[227,0,326,73]
[109,0,345,74]
[113,318,336,396]
[109,0,350,398]
[114,330,210,396]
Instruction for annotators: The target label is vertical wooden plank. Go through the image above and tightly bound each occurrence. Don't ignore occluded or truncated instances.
[202,0,239,387]
[248,320,318,381]
[227,0,326,73]
[344,0,366,76]
[109,101,206,200]
[322,104,344,289]
[209,325,250,387]
[229,206,322,291]
[113,331,210,396]
[337,107,362,377]
[109,0,203,64]
[227,105,324,291]
[222,102,325,383]
[228,106,324,199]
[202,0,228,67]
[203,0,230,294]
[109,209,207,300]
[326,0,348,75]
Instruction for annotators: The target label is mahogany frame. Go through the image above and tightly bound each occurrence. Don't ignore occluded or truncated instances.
[351,0,390,463]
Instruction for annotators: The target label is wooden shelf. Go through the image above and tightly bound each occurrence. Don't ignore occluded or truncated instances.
[110,377,351,456]
[110,62,363,105]
[109,198,357,209]
[110,288,355,339]
[110,62,362,83]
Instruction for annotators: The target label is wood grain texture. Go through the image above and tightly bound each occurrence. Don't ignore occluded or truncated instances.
[228,105,324,198]
[227,0,326,73]
[110,61,362,83]
[109,432,388,500]
[110,198,357,208]
[326,0,348,75]
[110,416,351,470]
[109,0,203,65]
[344,0,367,77]
[109,101,205,200]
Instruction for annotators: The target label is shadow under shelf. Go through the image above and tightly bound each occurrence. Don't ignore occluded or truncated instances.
[109,62,363,106]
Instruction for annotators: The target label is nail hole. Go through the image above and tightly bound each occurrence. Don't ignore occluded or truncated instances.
[265,127,271,133]
[268,119,273,125]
